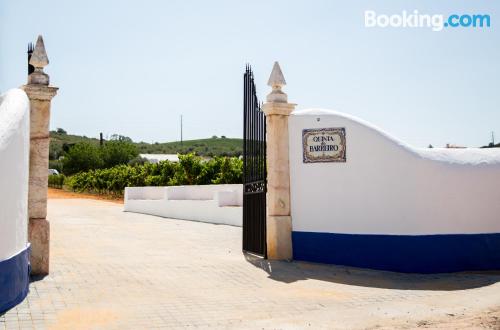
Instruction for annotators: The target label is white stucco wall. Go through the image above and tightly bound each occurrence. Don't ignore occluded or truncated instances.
[289,109,500,235]
[124,184,242,226]
[0,89,30,260]
[164,184,243,203]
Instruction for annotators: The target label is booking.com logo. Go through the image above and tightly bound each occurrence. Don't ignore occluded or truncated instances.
[365,10,491,32]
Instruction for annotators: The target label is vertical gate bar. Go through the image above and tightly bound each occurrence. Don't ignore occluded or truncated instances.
[245,67,250,182]
[262,98,267,256]
[243,69,246,250]
[258,102,261,182]
[252,76,255,182]
[248,68,252,251]
[250,71,253,183]
[263,83,267,255]
[243,69,247,183]
[253,74,257,250]
[246,68,250,251]
[248,68,251,182]
[254,78,257,182]
[262,104,265,255]
[249,71,252,183]
[247,69,251,249]
[258,103,262,253]
[249,73,252,249]
[244,67,247,183]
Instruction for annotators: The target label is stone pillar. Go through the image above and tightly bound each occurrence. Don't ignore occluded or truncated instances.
[262,62,296,260]
[21,35,58,275]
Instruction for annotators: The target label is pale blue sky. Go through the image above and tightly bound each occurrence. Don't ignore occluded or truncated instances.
[1,1,499,147]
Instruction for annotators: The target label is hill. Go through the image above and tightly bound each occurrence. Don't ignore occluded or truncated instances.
[49,131,100,160]
[135,138,242,157]
[49,130,243,159]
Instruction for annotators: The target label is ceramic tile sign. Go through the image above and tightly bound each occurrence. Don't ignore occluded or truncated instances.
[302,128,346,163]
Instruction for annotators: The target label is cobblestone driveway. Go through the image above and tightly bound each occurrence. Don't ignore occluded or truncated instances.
[1,198,499,329]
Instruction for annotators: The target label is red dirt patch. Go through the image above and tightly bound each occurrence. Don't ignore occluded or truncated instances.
[48,188,124,204]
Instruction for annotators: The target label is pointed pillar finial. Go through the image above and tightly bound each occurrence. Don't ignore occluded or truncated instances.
[28,35,50,85]
[266,61,288,103]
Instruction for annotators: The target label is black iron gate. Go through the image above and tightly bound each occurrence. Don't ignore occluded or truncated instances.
[242,66,267,257]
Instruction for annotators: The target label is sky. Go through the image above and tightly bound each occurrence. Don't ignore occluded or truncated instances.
[1,1,499,147]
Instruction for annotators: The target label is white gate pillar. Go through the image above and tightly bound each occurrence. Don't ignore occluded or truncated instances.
[262,62,296,260]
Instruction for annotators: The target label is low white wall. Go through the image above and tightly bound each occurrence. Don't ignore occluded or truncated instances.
[165,184,242,202]
[0,89,30,260]
[124,184,242,226]
[289,109,500,235]
[126,186,166,200]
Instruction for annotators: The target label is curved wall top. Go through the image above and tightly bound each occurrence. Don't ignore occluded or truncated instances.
[0,89,30,260]
[289,108,500,236]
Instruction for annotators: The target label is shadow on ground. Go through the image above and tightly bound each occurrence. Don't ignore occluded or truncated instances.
[30,274,48,283]
[244,253,500,291]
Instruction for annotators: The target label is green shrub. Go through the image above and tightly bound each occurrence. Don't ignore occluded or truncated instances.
[65,153,242,196]
[62,142,103,175]
[101,140,139,168]
[169,153,204,185]
[213,157,242,184]
[48,174,65,188]
[60,140,139,175]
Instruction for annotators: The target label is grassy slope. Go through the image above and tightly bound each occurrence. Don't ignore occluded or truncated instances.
[135,138,242,156]
[49,132,100,159]
[49,131,242,157]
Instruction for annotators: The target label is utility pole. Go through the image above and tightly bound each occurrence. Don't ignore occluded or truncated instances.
[180,115,183,145]
[492,131,495,145]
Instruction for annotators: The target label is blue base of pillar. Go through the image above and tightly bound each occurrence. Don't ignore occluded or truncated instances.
[292,232,500,273]
[0,245,30,313]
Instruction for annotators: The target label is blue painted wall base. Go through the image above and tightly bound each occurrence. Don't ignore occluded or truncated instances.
[0,245,30,313]
[292,232,500,273]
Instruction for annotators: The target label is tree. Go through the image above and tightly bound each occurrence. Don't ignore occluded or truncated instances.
[101,140,139,168]
[109,134,133,143]
[56,128,67,134]
[62,142,103,175]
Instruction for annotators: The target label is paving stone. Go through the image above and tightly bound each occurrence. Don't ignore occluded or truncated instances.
[2,198,499,329]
